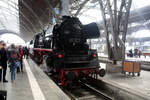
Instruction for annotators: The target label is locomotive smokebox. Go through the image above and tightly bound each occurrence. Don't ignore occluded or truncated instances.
[99,69,106,77]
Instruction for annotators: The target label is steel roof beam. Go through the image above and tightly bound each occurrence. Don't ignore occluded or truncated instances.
[74,0,90,16]
[0,1,37,33]
[20,0,44,29]
[0,6,36,33]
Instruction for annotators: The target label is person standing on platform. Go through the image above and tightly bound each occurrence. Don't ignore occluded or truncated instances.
[0,41,8,82]
[8,44,19,83]
[134,48,138,58]
[18,46,23,73]
[0,41,4,82]
[25,46,29,59]
[22,47,26,59]
[138,50,142,58]
[129,49,133,57]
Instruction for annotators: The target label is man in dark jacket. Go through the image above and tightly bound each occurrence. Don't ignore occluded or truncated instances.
[0,41,8,82]
[0,41,3,81]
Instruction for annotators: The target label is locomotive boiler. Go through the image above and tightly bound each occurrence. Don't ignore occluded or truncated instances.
[29,16,105,86]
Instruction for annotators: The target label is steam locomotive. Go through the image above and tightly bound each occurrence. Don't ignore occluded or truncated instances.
[29,16,105,86]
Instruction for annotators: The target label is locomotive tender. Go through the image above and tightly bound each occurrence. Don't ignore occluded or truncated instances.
[29,16,105,86]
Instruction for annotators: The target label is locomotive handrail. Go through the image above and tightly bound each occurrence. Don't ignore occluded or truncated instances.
[34,48,53,52]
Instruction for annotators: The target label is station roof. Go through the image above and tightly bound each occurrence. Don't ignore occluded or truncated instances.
[0,0,19,35]
[0,0,150,42]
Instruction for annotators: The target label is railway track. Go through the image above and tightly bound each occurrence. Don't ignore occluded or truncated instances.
[46,71,113,100]
[63,81,113,100]
[45,71,150,100]
[48,73,113,100]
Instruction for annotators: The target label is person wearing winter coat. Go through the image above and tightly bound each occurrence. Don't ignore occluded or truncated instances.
[8,44,20,83]
[0,41,8,82]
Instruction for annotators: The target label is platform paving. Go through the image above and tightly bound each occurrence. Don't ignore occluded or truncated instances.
[103,70,150,97]
[3,58,150,100]
[1,59,70,100]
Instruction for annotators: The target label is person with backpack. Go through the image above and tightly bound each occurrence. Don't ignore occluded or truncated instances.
[8,44,20,83]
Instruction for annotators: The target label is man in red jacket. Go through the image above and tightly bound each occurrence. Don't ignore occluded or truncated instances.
[18,45,23,73]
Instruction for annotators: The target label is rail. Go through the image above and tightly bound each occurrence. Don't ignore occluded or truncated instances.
[63,81,113,100]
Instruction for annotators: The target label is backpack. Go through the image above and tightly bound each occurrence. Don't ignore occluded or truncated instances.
[9,49,19,61]
[11,51,18,59]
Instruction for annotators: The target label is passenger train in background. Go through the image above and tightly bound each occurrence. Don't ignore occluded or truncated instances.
[140,45,150,57]
[28,16,105,86]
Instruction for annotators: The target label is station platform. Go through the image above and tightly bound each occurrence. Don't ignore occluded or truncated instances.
[103,70,150,98]
[99,62,150,98]
[3,58,150,100]
[126,56,150,62]
[98,53,150,62]
[2,59,70,100]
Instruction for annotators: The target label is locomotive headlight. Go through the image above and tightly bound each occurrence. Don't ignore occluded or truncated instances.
[56,52,64,59]
[93,54,97,58]
[89,50,98,59]
[57,54,63,58]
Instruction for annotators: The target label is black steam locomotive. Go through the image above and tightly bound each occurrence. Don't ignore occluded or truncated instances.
[29,16,105,86]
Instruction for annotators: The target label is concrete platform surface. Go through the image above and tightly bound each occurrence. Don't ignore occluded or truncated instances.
[103,70,150,97]
[126,56,150,62]
[98,53,150,62]
[1,59,70,100]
